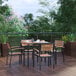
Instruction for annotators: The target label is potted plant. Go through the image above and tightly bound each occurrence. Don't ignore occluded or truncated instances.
[62,34,76,57]
[0,34,8,57]
[0,14,9,56]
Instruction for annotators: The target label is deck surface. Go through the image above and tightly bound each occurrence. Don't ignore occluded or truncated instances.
[0,54,76,76]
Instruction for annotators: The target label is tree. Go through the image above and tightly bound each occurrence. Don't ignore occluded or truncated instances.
[8,16,27,33]
[0,0,7,5]
[0,4,12,16]
[29,16,52,32]
[0,0,27,43]
[0,1,26,33]
[53,0,76,32]
[23,13,33,26]
[37,0,59,32]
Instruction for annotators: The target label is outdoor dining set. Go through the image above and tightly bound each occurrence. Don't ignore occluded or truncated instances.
[6,39,64,70]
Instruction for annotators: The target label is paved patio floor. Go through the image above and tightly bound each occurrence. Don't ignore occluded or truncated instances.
[0,54,76,76]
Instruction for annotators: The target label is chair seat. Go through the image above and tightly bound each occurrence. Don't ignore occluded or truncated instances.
[55,46,64,48]
[11,47,24,51]
[36,54,52,57]
[24,49,33,52]
[9,52,22,55]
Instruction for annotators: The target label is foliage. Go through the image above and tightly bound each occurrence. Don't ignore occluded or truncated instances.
[68,34,76,42]
[8,16,27,33]
[0,15,27,43]
[0,1,9,44]
[0,14,9,43]
[39,0,50,7]
[0,35,8,44]
[0,4,12,16]
[62,35,69,43]
[0,14,9,32]
[37,0,59,32]
[0,0,3,5]
[23,13,33,26]
[0,0,7,5]
[29,16,52,32]
[0,4,27,43]
[38,0,76,33]
[62,33,76,43]
[38,0,51,14]
[53,0,76,32]
[23,0,58,34]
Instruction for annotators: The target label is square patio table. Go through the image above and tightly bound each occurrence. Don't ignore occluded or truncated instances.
[21,41,52,67]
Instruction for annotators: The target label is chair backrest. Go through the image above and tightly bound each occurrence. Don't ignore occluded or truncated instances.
[55,40,64,48]
[21,40,32,46]
[7,43,11,49]
[41,44,53,52]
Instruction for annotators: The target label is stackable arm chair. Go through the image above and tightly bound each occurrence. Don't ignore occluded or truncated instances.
[21,40,33,66]
[54,40,64,64]
[33,43,54,70]
[6,43,24,66]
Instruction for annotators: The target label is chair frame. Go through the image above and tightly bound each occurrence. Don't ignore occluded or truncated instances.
[21,40,33,66]
[6,43,24,66]
[33,43,54,70]
[54,40,65,64]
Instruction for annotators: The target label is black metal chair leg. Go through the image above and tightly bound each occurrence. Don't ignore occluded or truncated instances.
[39,57,42,70]
[6,55,9,65]
[37,56,38,63]
[53,55,55,69]
[44,52,46,63]
[19,55,22,64]
[32,52,33,60]
[62,49,64,62]
[50,57,51,65]
[23,53,25,66]
[21,54,23,64]
[33,52,35,67]
[44,58,46,63]
[48,57,50,66]
[27,51,29,67]
[9,54,12,67]
[54,51,57,64]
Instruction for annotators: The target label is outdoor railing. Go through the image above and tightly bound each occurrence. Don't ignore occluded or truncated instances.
[0,32,76,46]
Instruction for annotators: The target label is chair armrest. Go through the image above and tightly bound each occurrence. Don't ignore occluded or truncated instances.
[33,48,39,53]
[11,46,21,49]
[11,47,24,51]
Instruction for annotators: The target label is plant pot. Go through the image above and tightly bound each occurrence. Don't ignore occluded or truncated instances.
[1,43,8,57]
[0,43,2,56]
[64,42,76,57]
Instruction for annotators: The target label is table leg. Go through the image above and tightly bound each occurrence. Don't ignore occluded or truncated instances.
[27,50,29,67]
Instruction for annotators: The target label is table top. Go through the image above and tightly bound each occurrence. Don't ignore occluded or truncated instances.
[21,40,51,47]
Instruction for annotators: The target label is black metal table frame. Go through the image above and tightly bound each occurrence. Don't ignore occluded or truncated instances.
[21,42,55,67]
